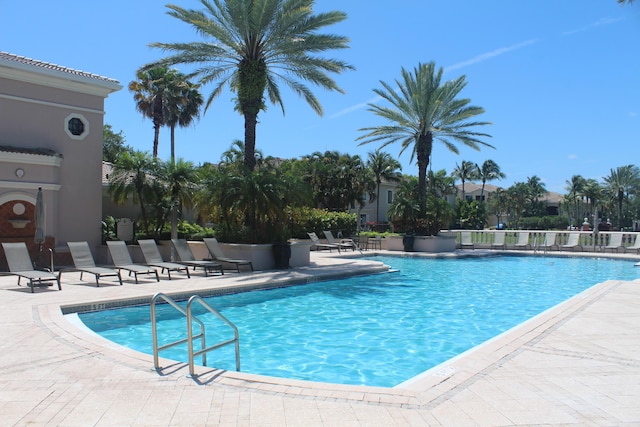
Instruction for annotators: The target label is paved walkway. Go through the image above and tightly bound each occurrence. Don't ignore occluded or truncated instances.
[1,251,639,426]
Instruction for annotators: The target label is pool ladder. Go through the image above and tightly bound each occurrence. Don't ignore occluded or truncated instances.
[150,292,240,378]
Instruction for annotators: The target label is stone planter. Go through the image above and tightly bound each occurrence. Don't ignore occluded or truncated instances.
[384,235,456,253]
[219,241,311,270]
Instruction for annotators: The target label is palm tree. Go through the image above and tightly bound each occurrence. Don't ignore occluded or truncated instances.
[165,74,204,164]
[451,161,479,201]
[146,0,353,171]
[366,150,402,222]
[478,159,505,200]
[427,169,456,199]
[564,174,586,225]
[129,66,184,157]
[160,159,199,241]
[603,165,640,228]
[357,62,492,217]
[108,151,159,234]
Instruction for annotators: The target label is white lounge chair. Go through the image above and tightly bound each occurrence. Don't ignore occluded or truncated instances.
[1,242,61,292]
[66,241,123,287]
[460,231,474,249]
[560,232,582,251]
[203,238,253,272]
[626,235,640,254]
[138,239,190,279]
[307,232,340,252]
[171,239,223,276]
[513,232,531,250]
[601,233,625,253]
[106,240,159,283]
[323,230,358,252]
[539,232,558,251]
[491,232,506,249]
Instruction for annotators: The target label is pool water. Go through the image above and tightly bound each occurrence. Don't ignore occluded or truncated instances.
[78,255,638,387]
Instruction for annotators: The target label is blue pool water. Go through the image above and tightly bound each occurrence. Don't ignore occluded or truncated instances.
[78,255,638,387]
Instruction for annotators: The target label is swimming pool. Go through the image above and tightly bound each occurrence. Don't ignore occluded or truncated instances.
[77,255,638,387]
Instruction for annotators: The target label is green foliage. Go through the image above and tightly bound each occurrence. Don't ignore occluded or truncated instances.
[518,216,569,230]
[101,216,117,244]
[103,124,131,162]
[455,199,487,230]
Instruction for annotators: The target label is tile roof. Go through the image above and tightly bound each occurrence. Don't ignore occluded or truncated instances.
[0,51,120,85]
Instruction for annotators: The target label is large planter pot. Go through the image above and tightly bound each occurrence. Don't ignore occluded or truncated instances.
[272,242,292,269]
[402,235,415,252]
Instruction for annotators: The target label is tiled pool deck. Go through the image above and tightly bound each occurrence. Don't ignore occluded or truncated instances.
[1,250,639,426]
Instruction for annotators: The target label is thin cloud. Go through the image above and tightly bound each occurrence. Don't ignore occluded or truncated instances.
[567,154,578,160]
[330,39,538,118]
[562,17,623,36]
[329,95,381,119]
[445,39,539,72]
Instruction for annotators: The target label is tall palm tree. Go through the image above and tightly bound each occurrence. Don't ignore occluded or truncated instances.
[129,66,184,157]
[427,169,456,199]
[478,159,505,200]
[564,174,586,225]
[366,150,402,222]
[451,160,480,201]
[582,178,602,221]
[146,0,353,171]
[357,62,492,217]
[165,74,204,164]
[603,165,640,228]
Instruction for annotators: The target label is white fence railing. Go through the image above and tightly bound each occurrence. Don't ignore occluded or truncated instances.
[453,230,640,253]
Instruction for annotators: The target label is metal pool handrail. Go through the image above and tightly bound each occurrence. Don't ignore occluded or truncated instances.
[150,292,240,378]
[186,295,240,378]
[150,292,207,371]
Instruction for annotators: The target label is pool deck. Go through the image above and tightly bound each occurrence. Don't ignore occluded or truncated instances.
[1,249,639,426]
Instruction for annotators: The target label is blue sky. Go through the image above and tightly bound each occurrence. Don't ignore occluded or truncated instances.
[2,1,638,193]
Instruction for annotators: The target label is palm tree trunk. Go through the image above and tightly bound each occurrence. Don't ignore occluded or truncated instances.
[416,134,431,217]
[170,125,176,165]
[376,182,381,222]
[153,123,160,158]
[244,112,258,171]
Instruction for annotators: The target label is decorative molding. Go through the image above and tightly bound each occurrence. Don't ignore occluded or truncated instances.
[0,151,63,166]
[0,181,61,192]
[64,113,89,140]
[0,93,106,115]
[0,62,121,97]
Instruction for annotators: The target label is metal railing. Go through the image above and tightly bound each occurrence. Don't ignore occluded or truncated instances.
[150,292,240,378]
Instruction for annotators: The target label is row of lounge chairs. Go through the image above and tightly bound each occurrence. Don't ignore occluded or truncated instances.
[1,238,253,293]
[307,231,359,252]
[460,231,640,253]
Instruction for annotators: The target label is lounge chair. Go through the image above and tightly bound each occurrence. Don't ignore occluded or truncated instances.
[307,232,340,252]
[491,232,506,249]
[601,233,625,253]
[106,241,159,283]
[66,241,123,287]
[203,238,253,272]
[560,232,582,251]
[459,231,474,249]
[170,239,223,276]
[539,232,558,251]
[513,232,531,250]
[626,235,640,254]
[323,230,358,251]
[366,236,382,250]
[137,239,190,279]
[1,242,61,292]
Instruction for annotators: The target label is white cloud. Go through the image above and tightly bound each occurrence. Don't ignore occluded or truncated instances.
[562,17,624,36]
[329,95,381,119]
[567,154,578,160]
[445,39,539,72]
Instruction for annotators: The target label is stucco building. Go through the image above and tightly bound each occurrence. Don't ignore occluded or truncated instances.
[0,52,121,269]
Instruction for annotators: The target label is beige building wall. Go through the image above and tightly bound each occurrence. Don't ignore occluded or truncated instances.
[0,52,121,259]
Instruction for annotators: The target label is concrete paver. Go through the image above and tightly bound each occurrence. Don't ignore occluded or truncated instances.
[0,250,639,426]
